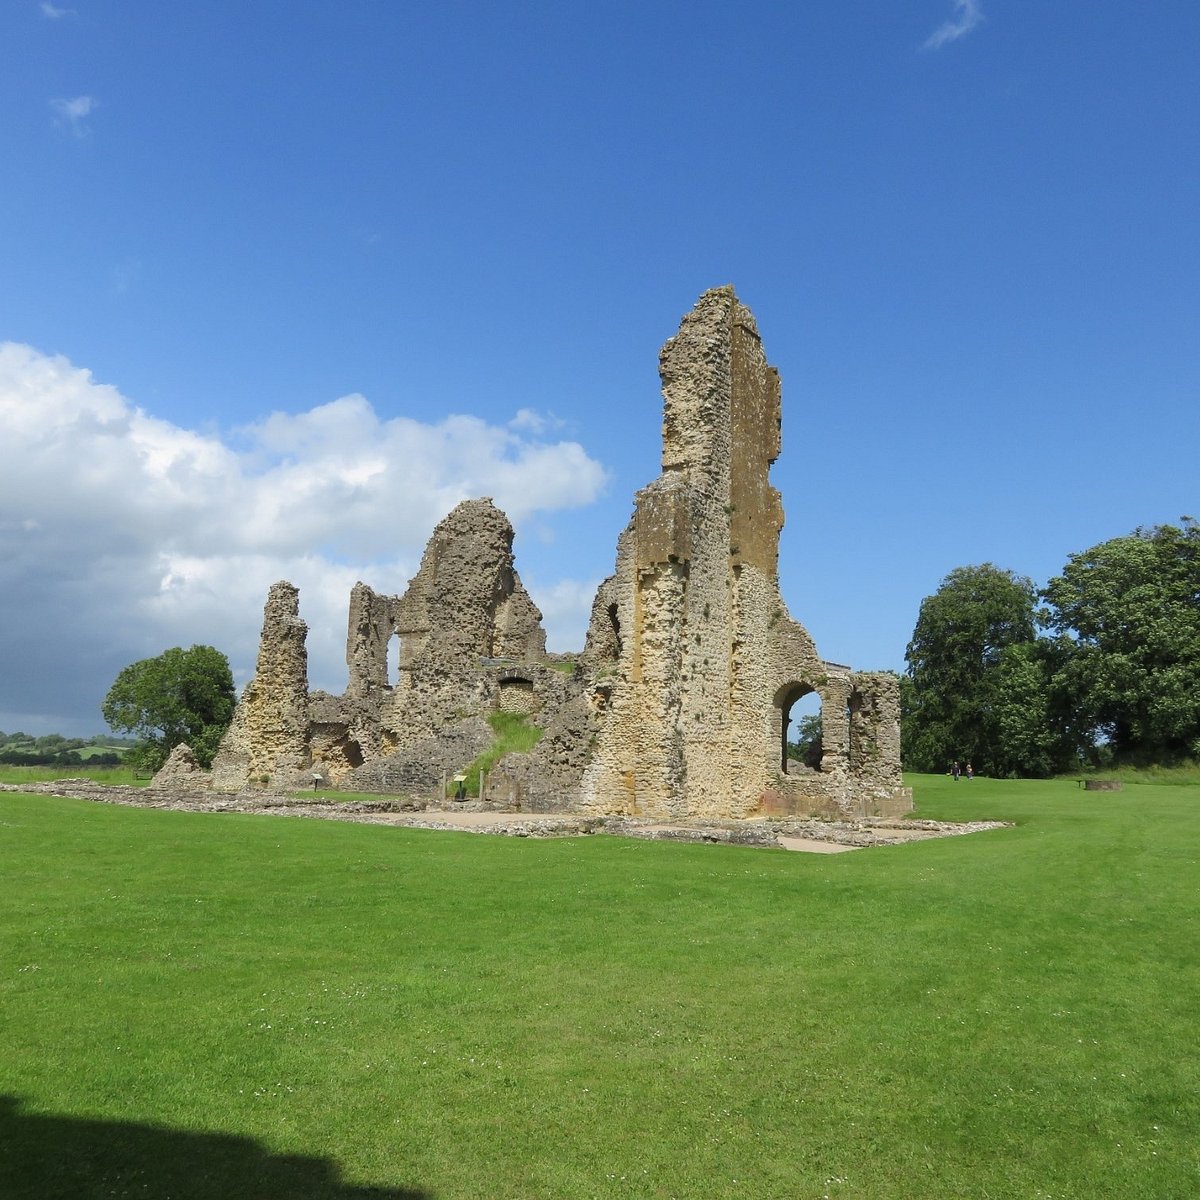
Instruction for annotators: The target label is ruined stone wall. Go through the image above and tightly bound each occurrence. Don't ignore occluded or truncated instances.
[578,287,909,820]
[210,288,908,818]
[382,498,546,755]
[210,581,311,790]
[486,692,600,811]
[848,671,904,785]
[211,500,556,791]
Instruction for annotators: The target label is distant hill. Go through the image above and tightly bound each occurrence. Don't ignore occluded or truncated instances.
[0,731,136,767]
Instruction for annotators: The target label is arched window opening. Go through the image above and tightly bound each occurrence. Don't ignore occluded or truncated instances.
[778,684,822,774]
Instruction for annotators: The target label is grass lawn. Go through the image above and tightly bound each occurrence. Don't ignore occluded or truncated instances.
[0,763,149,787]
[1,775,1197,1198]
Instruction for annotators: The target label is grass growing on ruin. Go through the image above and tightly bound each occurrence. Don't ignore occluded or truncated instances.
[455,710,543,797]
[2,777,1198,1198]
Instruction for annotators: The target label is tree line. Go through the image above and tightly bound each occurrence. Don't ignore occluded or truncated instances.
[902,518,1200,777]
[0,731,129,767]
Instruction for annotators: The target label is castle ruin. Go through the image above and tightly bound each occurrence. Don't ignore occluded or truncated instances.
[210,287,911,819]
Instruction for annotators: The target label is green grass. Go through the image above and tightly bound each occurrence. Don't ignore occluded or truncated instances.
[76,743,131,760]
[455,710,544,797]
[0,763,149,787]
[1059,760,1200,786]
[2,775,1198,1198]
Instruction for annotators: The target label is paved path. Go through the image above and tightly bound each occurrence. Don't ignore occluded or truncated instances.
[776,835,859,854]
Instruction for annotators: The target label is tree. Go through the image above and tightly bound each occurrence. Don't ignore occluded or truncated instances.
[102,645,236,772]
[786,713,823,769]
[902,564,1045,775]
[983,641,1078,778]
[1041,519,1200,764]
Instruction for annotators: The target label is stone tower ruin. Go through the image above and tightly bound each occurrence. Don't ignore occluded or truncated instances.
[210,287,911,819]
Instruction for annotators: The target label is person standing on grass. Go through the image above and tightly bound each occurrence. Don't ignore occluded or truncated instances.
[952,761,961,781]
[966,762,974,780]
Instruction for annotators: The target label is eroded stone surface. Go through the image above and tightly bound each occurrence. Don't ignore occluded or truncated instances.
[150,742,204,788]
[210,581,309,791]
[574,287,909,819]
[206,288,911,819]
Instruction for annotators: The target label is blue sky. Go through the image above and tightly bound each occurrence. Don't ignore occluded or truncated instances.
[1,1,1197,735]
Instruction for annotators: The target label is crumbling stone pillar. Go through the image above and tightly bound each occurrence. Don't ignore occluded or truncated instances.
[210,581,310,790]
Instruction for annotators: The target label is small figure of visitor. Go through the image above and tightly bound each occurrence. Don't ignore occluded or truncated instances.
[951,761,961,781]
[965,762,974,780]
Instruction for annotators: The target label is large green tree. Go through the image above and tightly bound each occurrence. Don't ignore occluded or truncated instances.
[102,645,236,772]
[1041,519,1200,764]
[902,564,1048,775]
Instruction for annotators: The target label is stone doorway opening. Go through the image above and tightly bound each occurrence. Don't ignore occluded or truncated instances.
[778,684,822,774]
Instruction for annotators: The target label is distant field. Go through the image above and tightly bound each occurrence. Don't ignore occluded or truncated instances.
[1,775,1197,1198]
[77,743,131,761]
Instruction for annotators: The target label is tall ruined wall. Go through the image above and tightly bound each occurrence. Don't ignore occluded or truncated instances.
[212,500,554,792]
[210,581,311,790]
[208,288,907,817]
[381,497,546,755]
[579,286,909,819]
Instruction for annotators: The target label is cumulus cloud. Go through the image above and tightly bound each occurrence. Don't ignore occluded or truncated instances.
[524,576,606,654]
[508,408,565,436]
[0,344,608,733]
[923,0,983,50]
[50,95,95,136]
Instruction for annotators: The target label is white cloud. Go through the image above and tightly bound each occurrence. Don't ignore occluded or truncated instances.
[50,95,95,136]
[524,576,606,654]
[0,343,609,733]
[923,0,984,51]
[508,408,565,435]
[41,2,75,18]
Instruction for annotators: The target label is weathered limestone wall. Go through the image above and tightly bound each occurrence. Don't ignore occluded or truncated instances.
[578,286,910,819]
[211,581,311,790]
[213,497,569,793]
[381,498,547,756]
[210,287,908,819]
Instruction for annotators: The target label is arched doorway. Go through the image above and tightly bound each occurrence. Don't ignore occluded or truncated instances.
[776,683,822,773]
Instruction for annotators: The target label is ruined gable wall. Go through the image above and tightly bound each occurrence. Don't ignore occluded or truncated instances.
[346,581,393,698]
[381,498,548,754]
[580,288,755,817]
[580,286,909,820]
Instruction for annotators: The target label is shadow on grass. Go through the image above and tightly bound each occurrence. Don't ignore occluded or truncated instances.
[0,1095,430,1199]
